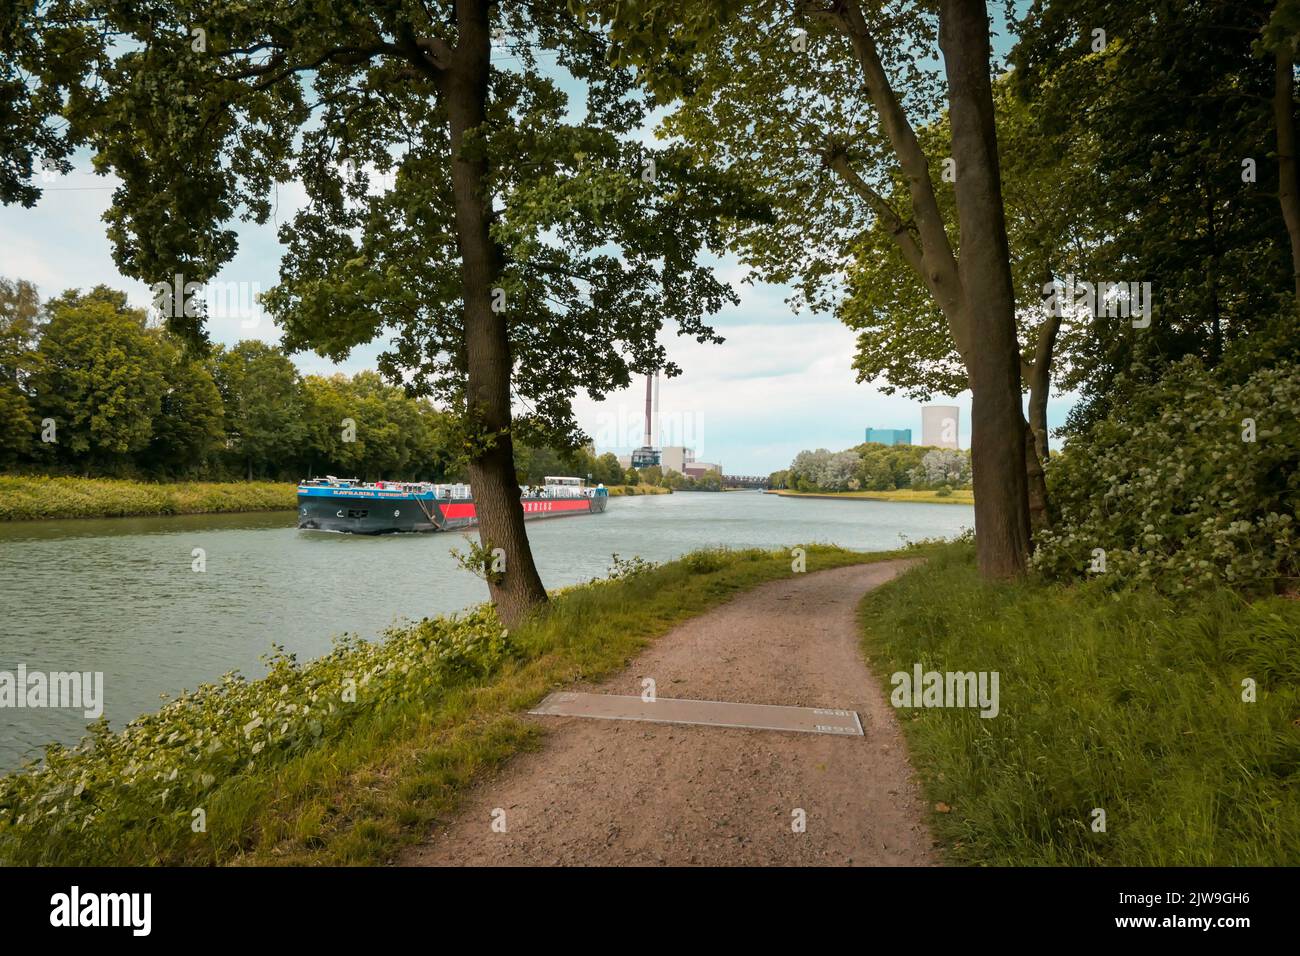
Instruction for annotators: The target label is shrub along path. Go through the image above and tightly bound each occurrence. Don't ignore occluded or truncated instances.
[401,561,935,866]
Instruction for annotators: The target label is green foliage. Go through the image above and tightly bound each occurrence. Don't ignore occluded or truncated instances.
[1032,360,1299,594]
[680,547,729,574]
[299,371,454,482]
[210,341,306,480]
[0,278,41,466]
[0,1,96,206]
[862,544,1300,865]
[30,292,167,468]
[841,80,1097,401]
[46,1,755,457]
[139,341,226,476]
[1011,0,1291,433]
[787,442,971,492]
[0,607,514,865]
[1,280,471,482]
[450,537,507,586]
[606,552,658,580]
[0,476,295,520]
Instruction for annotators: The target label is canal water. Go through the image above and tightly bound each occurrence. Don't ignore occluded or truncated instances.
[0,491,971,771]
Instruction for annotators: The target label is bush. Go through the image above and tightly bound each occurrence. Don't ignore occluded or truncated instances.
[0,608,513,864]
[681,548,729,574]
[1032,358,1299,594]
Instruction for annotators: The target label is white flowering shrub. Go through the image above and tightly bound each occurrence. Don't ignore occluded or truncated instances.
[1032,359,1299,594]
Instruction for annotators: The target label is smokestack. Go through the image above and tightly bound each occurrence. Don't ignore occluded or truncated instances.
[653,372,660,447]
[643,373,653,448]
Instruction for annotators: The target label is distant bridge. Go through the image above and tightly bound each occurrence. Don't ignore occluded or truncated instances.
[722,474,770,489]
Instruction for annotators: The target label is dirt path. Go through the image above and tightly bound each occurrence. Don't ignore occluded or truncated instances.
[401,560,937,866]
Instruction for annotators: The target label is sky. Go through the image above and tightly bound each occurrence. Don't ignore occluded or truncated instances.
[0,8,1070,476]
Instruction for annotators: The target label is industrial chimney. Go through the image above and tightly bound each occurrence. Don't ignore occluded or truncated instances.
[643,373,653,449]
[630,371,661,469]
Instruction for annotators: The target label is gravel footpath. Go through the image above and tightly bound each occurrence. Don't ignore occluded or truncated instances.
[401,559,937,866]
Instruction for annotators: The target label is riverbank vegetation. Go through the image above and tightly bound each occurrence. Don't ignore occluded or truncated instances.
[768,488,974,505]
[0,476,298,521]
[604,483,672,497]
[860,544,1300,865]
[0,474,667,521]
[625,464,725,493]
[0,544,892,866]
[769,443,973,497]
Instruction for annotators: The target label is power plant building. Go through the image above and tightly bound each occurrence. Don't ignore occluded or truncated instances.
[864,428,912,446]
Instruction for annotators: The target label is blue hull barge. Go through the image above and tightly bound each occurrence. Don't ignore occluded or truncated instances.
[297,476,608,534]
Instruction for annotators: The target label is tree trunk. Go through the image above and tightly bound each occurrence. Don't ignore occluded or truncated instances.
[1024,420,1049,536]
[1275,49,1300,303]
[1024,295,1060,534]
[444,0,547,626]
[940,0,1032,577]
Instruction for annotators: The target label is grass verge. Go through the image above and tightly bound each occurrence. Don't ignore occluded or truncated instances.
[604,484,672,496]
[0,543,912,866]
[0,476,669,520]
[859,542,1300,865]
[0,475,297,520]
[769,488,974,505]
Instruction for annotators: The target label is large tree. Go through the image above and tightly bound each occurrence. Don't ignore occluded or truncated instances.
[140,339,226,476]
[592,0,1033,576]
[840,82,1105,529]
[1012,0,1295,433]
[30,288,168,470]
[0,277,43,465]
[210,341,306,480]
[38,0,754,624]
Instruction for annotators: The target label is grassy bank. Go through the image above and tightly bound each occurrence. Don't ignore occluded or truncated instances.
[859,543,1300,865]
[0,543,907,866]
[605,483,672,496]
[768,488,974,505]
[0,476,298,520]
[0,476,668,520]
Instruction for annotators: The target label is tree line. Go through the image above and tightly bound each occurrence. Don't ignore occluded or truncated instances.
[769,444,972,494]
[0,277,723,492]
[0,280,457,480]
[0,279,635,486]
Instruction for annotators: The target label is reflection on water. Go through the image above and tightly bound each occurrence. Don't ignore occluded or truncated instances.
[0,491,971,770]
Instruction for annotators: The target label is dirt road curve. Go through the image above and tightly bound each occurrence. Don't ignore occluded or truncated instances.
[401,560,937,866]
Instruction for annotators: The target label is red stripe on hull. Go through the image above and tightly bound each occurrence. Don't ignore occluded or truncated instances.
[440,498,593,523]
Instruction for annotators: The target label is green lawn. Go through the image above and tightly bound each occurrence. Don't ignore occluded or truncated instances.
[859,543,1300,865]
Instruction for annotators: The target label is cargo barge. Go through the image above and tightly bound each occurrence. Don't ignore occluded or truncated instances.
[297,475,608,533]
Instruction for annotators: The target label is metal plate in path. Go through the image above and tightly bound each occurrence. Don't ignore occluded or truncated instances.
[529,692,863,736]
